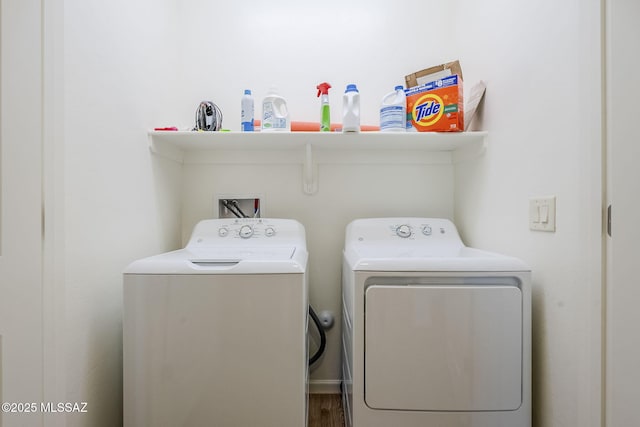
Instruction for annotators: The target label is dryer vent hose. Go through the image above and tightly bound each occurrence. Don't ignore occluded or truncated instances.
[308,305,326,366]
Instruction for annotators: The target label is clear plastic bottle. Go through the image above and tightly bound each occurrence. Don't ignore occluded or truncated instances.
[342,84,360,133]
[262,86,290,132]
[241,89,254,132]
[380,85,406,132]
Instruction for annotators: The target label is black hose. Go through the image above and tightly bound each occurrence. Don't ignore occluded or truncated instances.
[230,200,249,218]
[221,199,244,218]
[308,305,326,366]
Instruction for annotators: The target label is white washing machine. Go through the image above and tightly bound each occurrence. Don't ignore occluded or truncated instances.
[123,218,308,427]
[341,218,531,427]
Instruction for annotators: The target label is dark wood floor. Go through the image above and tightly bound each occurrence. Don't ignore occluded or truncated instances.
[308,394,344,427]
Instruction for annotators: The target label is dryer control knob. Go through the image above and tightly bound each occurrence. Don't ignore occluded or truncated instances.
[218,227,229,237]
[239,225,254,239]
[422,225,432,236]
[396,224,412,238]
[264,227,276,237]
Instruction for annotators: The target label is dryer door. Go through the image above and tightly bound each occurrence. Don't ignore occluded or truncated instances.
[364,281,522,412]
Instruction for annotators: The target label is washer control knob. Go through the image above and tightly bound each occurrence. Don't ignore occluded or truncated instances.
[218,227,229,237]
[422,225,432,236]
[239,225,254,239]
[264,227,276,237]
[396,224,412,238]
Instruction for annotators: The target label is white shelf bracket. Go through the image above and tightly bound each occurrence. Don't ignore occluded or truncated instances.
[303,143,318,195]
[148,134,185,163]
[451,137,487,164]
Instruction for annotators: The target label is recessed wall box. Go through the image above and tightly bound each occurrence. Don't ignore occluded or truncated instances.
[215,195,263,219]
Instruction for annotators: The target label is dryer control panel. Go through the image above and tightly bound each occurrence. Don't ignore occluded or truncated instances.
[391,221,450,239]
[345,218,465,257]
[347,218,461,242]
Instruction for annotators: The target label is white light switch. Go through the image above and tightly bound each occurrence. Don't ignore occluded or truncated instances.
[529,196,556,232]
[540,205,549,223]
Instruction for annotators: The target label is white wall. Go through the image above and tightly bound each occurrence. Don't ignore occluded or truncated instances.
[169,0,457,129]
[454,0,603,426]
[63,1,182,425]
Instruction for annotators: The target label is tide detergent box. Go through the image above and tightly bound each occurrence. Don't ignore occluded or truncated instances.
[405,74,464,132]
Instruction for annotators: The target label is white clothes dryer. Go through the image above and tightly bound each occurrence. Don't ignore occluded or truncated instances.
[341,218,531,427]
[123,218,308,427]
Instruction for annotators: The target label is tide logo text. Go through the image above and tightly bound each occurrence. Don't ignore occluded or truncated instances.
[415,101,441,121]
[412,94,444,127]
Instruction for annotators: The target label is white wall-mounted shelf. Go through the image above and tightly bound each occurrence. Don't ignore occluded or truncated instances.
[149,130,487,155]
[147,130,488,194]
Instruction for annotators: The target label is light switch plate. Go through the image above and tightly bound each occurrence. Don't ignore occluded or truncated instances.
[529,196,556,232]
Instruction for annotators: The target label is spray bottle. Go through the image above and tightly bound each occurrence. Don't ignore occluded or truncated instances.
[316,82,332,132]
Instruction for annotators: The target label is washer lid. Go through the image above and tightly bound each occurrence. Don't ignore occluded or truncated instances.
[123,246,307,275]
[188,246,296,261]
[124,218,308,275]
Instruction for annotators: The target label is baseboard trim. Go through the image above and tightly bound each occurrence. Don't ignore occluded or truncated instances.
[309,379,341,394]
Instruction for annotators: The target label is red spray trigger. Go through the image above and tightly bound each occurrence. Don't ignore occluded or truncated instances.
[317,82,332,97]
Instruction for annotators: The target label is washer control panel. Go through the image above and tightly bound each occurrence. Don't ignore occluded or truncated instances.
[215,220,280,240]
[187,218,305,248]
[214,220,277,240]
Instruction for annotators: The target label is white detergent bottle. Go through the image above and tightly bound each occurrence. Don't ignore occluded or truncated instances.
[380,85,406,132]
[241,89,254,132]
[342,84,360,133]
[262,86,290,132]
